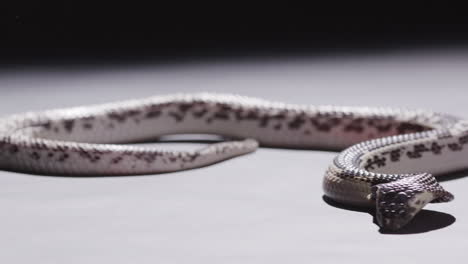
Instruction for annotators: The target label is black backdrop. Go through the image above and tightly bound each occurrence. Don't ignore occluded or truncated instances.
[2,4,468,65]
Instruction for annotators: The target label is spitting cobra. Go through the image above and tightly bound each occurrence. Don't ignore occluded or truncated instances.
[1,93,467,230]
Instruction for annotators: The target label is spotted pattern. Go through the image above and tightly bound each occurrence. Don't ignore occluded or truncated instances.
[0,93,467,231]
[363,134,468,171]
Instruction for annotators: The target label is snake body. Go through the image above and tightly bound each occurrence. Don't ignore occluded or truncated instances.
[1,93,467,230]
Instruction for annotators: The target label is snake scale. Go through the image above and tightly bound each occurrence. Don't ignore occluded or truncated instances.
[1,93,467,230]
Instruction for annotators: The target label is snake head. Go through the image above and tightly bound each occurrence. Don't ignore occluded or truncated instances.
[370,173,454,231]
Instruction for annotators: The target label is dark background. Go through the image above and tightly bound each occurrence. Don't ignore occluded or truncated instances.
[2,4,468,66]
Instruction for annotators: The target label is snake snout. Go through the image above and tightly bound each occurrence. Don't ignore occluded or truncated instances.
[372,185,421,230]
[371,173,453,231]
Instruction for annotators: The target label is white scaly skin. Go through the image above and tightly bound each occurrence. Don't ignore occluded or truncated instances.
[1,93,466,230]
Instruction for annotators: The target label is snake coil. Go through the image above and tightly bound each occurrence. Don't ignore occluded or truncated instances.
[1,93,466,230]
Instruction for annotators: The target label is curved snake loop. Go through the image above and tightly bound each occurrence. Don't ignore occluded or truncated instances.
[1,93,467,230]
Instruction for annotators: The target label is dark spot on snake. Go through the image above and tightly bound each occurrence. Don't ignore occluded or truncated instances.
[330,117,341,125]
[31,142,46,150]
[169,112,184,122]
[396,122,427,134]
[310,118,332,132]
[108,109,141,123]
[448,143,463,151]
[272,113,287,120]
[354,118,364,123]
[193,109,208,118]
[389,149,402,162]
[77,148,100,163]
[218,104,234,112]
[459,135,468,145]
[108,112,127,123]
[259,116,269,127]
[122,150,134,156]
[30,152,40,160]
[376,123,392,132]
[178,103,193,113]
[245,110,259,120]
[111,156,123,164]
[364,155,387,170]
[58,153,69,162]
[127,109,141,116]
[414,144,430,152]
[288,116,306,129]
[145,110,162,118]
[83,123,93,130]
[213,112,230,120]
[54,145,69,152]
[343,119,364,133]
[188,152,199,162]
[406,151,421,159]
[42,121,52,130]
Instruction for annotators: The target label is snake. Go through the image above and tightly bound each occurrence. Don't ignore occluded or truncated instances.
[1,93,467,230]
